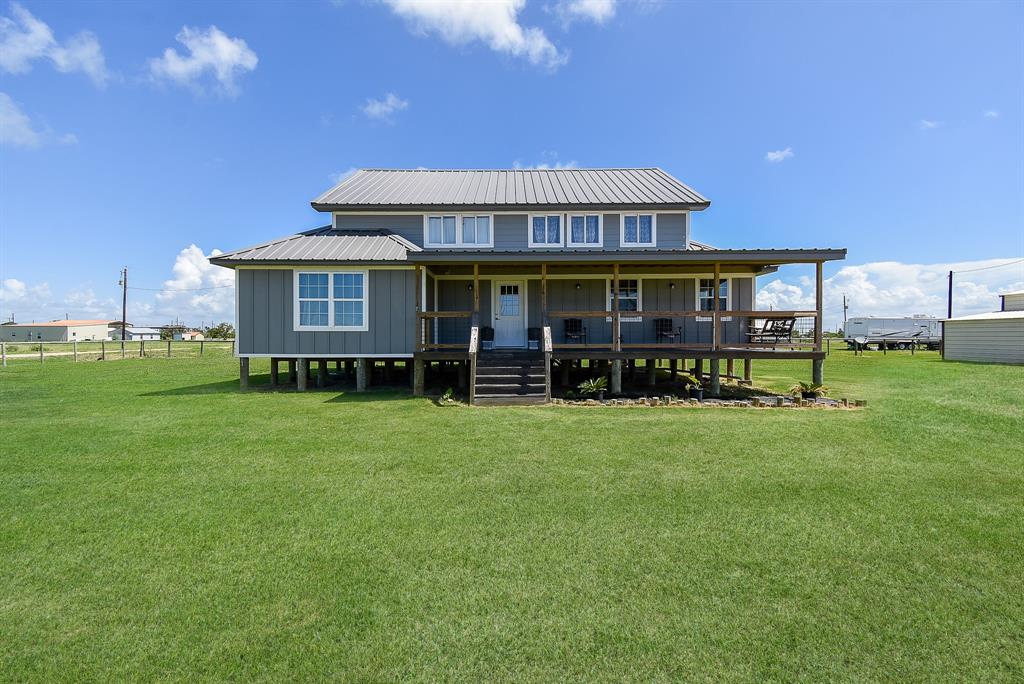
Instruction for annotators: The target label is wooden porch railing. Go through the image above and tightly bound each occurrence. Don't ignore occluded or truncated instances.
[545,309,823,351]
[416,310,473,351]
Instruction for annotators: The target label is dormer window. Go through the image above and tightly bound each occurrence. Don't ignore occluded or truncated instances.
[620,213,656,247]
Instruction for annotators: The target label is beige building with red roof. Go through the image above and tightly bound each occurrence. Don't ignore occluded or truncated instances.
[2,319,114,342]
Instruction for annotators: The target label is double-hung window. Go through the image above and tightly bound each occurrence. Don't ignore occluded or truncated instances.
[530,215,562,247]
[295,271,368,331]
[698,278,728,311]
[620,214,655,246]
[608,279,641,322]
[568,214,602,247]
[461,215,491,246]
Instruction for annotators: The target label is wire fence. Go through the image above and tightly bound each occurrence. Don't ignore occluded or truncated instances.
[0,339,235,366]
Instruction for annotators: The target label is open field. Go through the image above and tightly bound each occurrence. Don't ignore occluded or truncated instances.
[1,351,1022,681]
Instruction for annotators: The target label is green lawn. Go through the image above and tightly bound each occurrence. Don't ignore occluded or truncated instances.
[1,351,1021,681]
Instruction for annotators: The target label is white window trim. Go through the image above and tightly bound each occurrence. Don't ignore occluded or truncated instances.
[422,214,495,248]
[293,269,370,332]
[619,213,657,248]
[696,277,731,321]
[605,278,643,323]
[566,213,604,248]
[528,213,565,248]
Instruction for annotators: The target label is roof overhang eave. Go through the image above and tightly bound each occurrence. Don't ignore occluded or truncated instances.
[407,248,846,265]
[310,201,712,213]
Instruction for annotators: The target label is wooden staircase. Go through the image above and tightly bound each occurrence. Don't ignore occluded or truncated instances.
[472,351,547,405]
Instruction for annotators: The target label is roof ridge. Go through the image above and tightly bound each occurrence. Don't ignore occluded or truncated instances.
[355,167,662,172]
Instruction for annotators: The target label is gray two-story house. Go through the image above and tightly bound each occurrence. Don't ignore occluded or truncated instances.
[212,168,845,404]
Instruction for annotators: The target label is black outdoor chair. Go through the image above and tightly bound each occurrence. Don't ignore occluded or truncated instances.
[654,317,682,344]
[564,318,587,345]
[748,317,796,346]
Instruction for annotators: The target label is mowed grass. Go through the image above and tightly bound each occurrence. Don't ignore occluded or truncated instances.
[1,351,1022,681]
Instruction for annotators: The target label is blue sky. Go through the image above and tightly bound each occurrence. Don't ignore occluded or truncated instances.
[1,0,1022,328]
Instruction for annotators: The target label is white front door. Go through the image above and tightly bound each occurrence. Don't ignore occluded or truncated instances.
[493,280,526,347]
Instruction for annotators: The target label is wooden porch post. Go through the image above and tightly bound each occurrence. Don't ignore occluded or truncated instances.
[709,359,721,396]
[540,263,548,325]
[473,263,480,321]
[413,358,425,396]
[713,261,721,351]
[610,264,618,352]
[815,261,824,351]
[415,264,423,352]
[743,358,752,384]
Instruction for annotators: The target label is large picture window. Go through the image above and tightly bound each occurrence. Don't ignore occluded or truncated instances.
[620,214,655,246]
[568,214,602,246]
[529,215,562,247]
[295,270,368,331]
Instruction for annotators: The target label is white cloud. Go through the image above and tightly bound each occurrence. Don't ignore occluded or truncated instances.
[0,92,77,147]
[983,110,999,119]
[764,147,793,163]
[148,25,258,97]
[0,2,108,86]
[152,245,235,324]
[379,0,568,70]
[361,92,408,121]
[919,119,940,130]
[0,92,40,146]
[553,0,616,25]
[757,258,1024,330]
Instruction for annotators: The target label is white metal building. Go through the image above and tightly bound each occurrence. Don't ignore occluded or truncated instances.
[2,319,112,342]
[123,327,161,341]
[943,292,1024,364]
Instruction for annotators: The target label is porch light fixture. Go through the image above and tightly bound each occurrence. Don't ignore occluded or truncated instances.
[669,282,676,289]
[575,282,581,290]
[467,283,474,291]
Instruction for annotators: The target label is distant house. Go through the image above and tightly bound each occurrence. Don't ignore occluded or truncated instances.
[174,330,205,341]
[943,290,1024,365]
[123,327,161,341]
[4,319,112,342]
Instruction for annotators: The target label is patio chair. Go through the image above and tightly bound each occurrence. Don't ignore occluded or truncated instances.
[564,318,587,346]
[748,317,796,346]
[654,318,682,344]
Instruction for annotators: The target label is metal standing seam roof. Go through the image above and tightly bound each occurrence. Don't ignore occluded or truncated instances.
[311,168,710,209]
[210,227,422,264]
[3,319,111,327]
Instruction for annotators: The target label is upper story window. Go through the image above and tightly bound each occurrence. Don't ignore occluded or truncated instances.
[568,214,602,247]
[698,278,728,311]
[425,214,493,248]
[529,215,562,248]
[620,213,656,247]
[295,270,368,331]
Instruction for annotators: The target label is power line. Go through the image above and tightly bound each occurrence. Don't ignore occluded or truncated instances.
[952,258,1024,274]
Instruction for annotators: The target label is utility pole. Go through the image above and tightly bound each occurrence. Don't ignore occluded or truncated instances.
[947,270,953,319]
[842,294,848,328]
[119,267,128,341]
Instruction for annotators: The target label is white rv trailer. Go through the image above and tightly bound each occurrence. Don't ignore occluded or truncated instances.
[844,316,942,350]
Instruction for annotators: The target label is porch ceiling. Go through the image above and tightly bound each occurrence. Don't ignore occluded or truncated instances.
[409,248,846,266]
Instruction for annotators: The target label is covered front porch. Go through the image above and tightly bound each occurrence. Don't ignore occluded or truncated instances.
[409,250,842,403]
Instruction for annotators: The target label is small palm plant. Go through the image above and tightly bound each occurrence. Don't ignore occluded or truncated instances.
[792,381,829,398]
[577,376,609,400]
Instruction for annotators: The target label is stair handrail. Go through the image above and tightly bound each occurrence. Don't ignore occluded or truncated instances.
[542,325,553,402]
[469,322,480,405]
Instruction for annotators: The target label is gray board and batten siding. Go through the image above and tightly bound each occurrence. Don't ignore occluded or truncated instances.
[334,213,689,252]
[236,268,416,357]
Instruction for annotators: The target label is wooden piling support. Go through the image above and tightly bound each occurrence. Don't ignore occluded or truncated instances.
[457,361,467,390]
[709,359,721,396]
[611,359,622,394]
[743,358,752,384]
[296,359,308,391]
[645,359,657,386]
[413,358,424,396]
[812,358,824,385]
[287,359,296,383]
[269,359,279,387]
[726,358,734,379]
[560,360,570,386]
[239,357,250,390]
[669,358,677,381]
[317,359,328,388]
[356,358,369,391]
